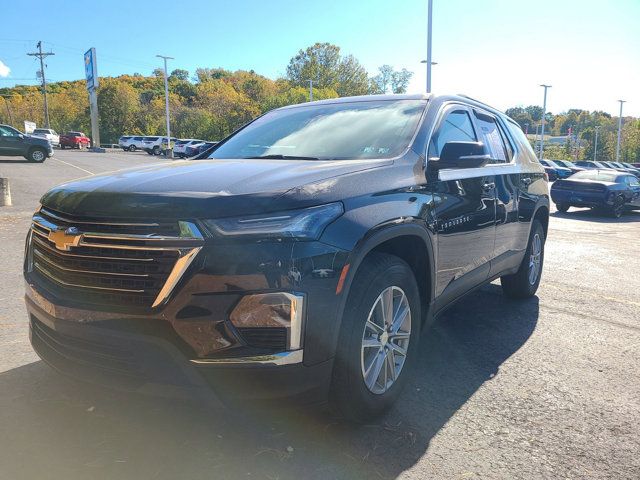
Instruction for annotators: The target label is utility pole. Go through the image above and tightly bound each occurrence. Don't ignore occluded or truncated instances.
[426,0,433,93]
[615,100,626,162]
[307,79,314,101]
[538,84,551,160]
[156,55,174,158]
[524,123,529,135]
[593,126,600,162]
[27,41,54,128]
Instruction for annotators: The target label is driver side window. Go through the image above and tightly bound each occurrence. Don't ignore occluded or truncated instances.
[0,126,18,137]
[428,109,477,158]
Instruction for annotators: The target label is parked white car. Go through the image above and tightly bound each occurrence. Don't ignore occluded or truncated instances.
[173,139,204,158]
[32,128,60,147]
[142,136,178,155]
[118,135,146,151]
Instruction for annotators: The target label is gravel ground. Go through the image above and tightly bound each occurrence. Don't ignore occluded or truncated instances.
[0,150,638,480]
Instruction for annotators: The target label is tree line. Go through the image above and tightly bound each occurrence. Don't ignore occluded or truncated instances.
[0,43,412,144]
[506,106,640,162]
[0,41,637,162]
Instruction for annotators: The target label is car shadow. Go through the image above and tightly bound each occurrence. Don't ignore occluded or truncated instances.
[0,158,34,164]
[0,284,538,480]
[551,208,640,223]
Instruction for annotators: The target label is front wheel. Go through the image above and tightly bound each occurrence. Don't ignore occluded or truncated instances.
[501,220,545,299]
[128,145,137,152]
[26,147,47,163]
[152,146,161,155]
[330,253,421,422]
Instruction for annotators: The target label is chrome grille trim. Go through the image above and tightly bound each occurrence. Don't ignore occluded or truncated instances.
[28,212,204,310]
[39,207,161,227]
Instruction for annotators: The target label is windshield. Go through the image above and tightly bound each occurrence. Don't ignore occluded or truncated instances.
[208,100,426,160]
[571,170,619,182]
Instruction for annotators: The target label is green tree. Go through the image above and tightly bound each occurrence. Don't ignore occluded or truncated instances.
[286,43,369,96]
[169,69,190,81]
[97,80,140,142]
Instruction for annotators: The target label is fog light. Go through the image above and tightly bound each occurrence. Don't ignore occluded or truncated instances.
[230,292,304,350]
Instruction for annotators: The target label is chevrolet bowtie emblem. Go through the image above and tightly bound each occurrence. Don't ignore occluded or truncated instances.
[48,227,82,251]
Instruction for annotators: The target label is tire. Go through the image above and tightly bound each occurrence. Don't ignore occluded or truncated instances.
[610,196,625,218]
[556,203,569,213]
[152,146,161,155]
[60,144,65,150]
[129,145,137,152]
[26,147,47,163]
[330,253,421,422]
[501,220,545,299]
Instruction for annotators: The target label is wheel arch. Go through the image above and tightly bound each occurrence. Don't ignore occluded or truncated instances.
[336,224,436,330]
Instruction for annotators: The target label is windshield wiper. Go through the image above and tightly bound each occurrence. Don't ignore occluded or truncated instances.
[246,154,320,160]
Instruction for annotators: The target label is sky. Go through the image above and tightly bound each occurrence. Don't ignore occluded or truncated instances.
[1,0,639,116]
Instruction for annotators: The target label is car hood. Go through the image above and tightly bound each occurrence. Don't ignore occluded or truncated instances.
[40,158,391,219]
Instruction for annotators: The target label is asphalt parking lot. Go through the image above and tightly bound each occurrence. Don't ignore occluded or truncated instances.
[1,150,639,479]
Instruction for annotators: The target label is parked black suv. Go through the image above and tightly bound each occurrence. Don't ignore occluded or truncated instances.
[24,94,549,421]
[0,124,54,162]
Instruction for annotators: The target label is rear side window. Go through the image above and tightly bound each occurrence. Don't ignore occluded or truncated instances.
[474,111,510,163]
[133,136,143,141]
[428,110,477,157]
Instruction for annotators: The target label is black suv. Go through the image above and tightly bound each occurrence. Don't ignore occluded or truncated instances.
[24,94,549,421]
[0,124,54,162]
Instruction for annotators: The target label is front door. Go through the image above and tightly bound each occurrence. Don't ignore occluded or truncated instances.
[0,125,24,155]
[428,106,497,308]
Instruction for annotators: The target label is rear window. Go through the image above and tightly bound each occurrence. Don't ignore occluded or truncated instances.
[120,136,131,140]
[33,129,49,134]
[144,136,159,141]
[133,136,143,141]
[570,170,619,182]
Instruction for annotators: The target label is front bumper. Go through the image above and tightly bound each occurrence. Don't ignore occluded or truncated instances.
[26,294,333,404]
[24,235,348,403]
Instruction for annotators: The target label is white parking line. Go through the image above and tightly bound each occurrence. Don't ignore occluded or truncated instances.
[53,158,95,176]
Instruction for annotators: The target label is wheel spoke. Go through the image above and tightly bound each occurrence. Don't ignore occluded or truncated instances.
[362,338,382,349]
[387,349,397,381]
[366,319,384,334]
[381,287,394,327]
[365,349,385,390]
[389,341,407,356]
[391,302,410,334]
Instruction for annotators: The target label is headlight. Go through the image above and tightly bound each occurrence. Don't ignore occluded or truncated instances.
[202,202,343,240]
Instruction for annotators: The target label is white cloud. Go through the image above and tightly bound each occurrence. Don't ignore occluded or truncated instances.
[0,60,10,77]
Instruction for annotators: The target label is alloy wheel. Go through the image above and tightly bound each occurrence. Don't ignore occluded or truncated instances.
[528,233,542,285]
[361,286,411,395]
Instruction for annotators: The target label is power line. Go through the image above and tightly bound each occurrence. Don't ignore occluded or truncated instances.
[26,41,54,128]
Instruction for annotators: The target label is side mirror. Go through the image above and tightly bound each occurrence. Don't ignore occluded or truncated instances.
[429,141,490,171]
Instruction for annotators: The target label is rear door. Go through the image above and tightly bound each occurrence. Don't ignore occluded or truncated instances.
[471,109,522,276]
[428,105,497,308]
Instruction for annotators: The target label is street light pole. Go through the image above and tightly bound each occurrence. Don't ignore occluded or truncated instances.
[538,84,551,160]
[426,0,433,93]
[307,80,313,101]
[156,55,174,158]
[593,126,600,162]
[615,100,626,162]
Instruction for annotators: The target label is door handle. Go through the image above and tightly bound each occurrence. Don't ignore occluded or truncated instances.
[482,182,495,192]
[521,177,532,186]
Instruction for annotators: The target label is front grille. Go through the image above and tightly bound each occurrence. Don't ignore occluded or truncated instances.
[237,327,287,351]
[27,209,203,312]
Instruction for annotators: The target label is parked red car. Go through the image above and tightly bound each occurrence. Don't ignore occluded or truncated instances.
[60,132,91,149]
